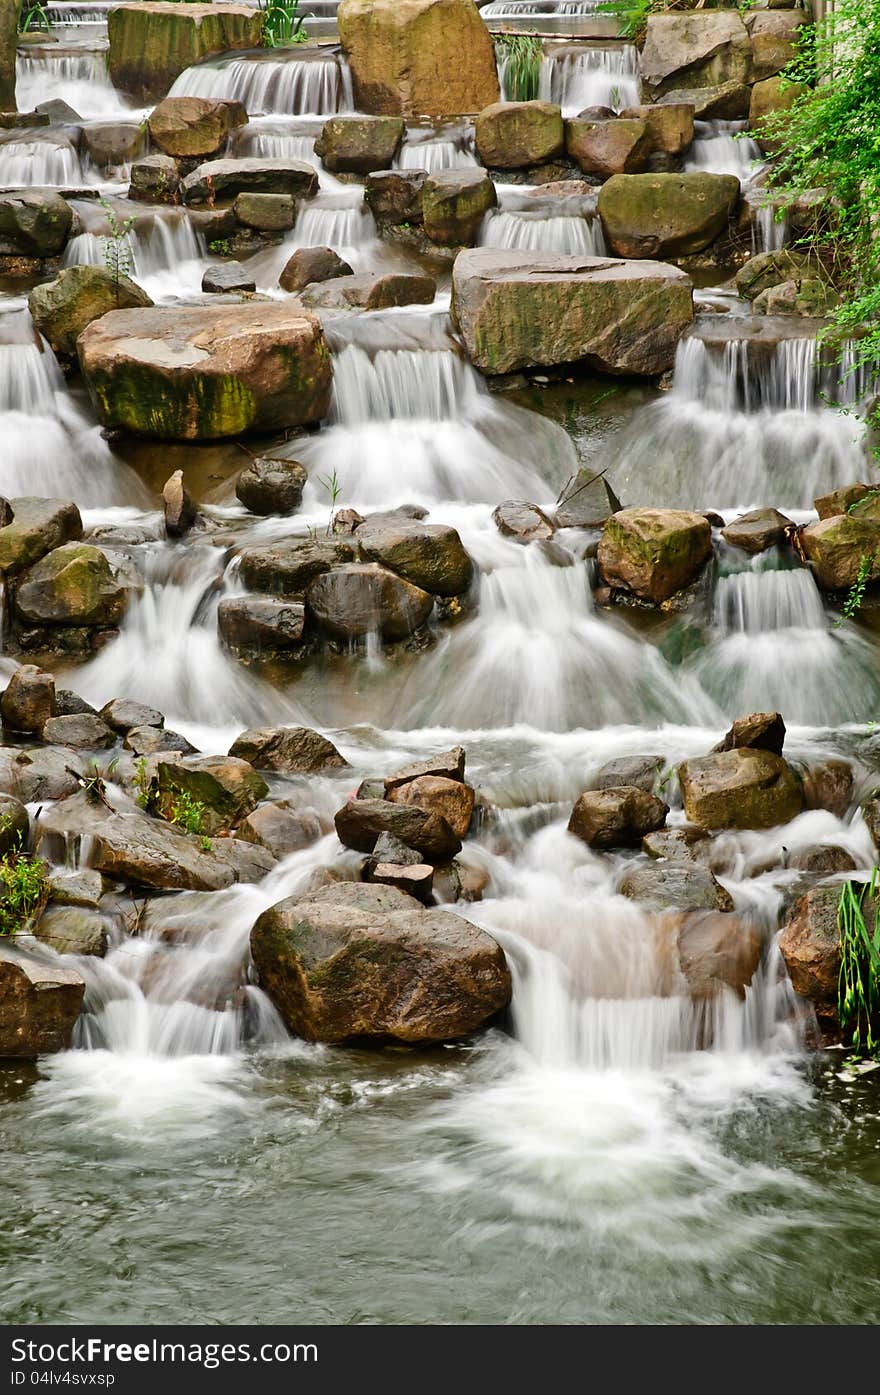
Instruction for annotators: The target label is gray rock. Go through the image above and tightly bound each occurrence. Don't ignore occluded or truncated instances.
[0,942,84,1058]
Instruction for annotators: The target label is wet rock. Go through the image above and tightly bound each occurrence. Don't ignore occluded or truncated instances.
[620,102,694,156]
[676,912,762,1000]
[660,82,750,121]
[82,122,145,171]
[355,517,473,595]
[451,248,693,377]
[232,192,296,232]
[238,801,323,859]
[592,754,663,793]
[181,157,318,204]
[568,786,669,849]
[235,457,307,516]
[108,3,263,103]
[779,882,857,1030]
[250,880,510,1043]
[387,774,475,839]
[598,508,712,604]
[34,905,109,957]
[0,498,83,576]
[0,191,73,257]
[384,747,466,792]
[129,153,180,205]
[201,262,256,294]
[554,470,622,529]
[565,117,652,178]
[642,825,712,864]
[422,169,497,246]
[148,95,242,158]
[475,101,564,169]
[306,563,434,642]
[1,666,55,734]
[124,724,196,756]
[0,793,30,857]
[753,278,839,317]
[338,0,500,119]
[78,304,332,441]
[101,699,164,734]
[315,115,404,173]
[734,248,818,301]
[598,173,740,259]
[228,725,348,775]
[0,747,87,802]
[0,498,12,529]
[620,863,732,913]
[788,845,857,876]
[162,470,197,537]
[209,836,276,884]
[801,514,880,592]
[364,170,427,226]
[492,500,555,544]
[238,538,353,596]
[0,943,84,1058]
[300,271,436,311]
[27,265,153,362]
[14,543,129,626]
[813,483,880,522]
[155,754,268,834]
[640,11,752,101]
[278,246,353,294]
[678,748,803,831]
[46,868,104,909]
[35,99,83,124]
[713,711,786,757]
[802,760,853,819]
[721,508,792,554]
[368,859,434,903]
[41,714,116,749]
[217,596,306,654]
[335,796,461,863]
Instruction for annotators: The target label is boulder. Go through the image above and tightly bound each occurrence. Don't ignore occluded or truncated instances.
[0,747,87,803]
[181,157,318,205]
[802,761,853,820]
[0,191,73,258]
[228,726,347,774]
[0,943,84,1058]
[721,508,792,554]
[232,192,296,232]
[217,596,306,653]
[0,793,30,857]
[640,12,753,100]
[81,123,145,171]
[369,859,434,903]
[554,470,622,529]
[300,271,435,311]
[568,786,669,849]
[108,2,264,104]
[746,7,808,82]
[335,796,461,862]
[422,169,497,246]
[209,837,277,885]
[592,754,663,793]
[34,905,109,957]
[753,278,839,317]
[27,266,152,362]
[620,102,694,156]
[0,0,14,111]
[154,754,268,833]
[1,666,55,734]
[598,173,740,259]
[77,304,332,441]
[250,880,510,1042]
[734,248,818,301]
[236,457,307,516]
[815,483,877,521]
[678,748,803,830]
[238,538,353,595]
[474,102,564,170]
[364,170,427,227]
[598,508,712,603]
[355,518,473,595]
[46,868,104,909]
[642,825,712,864]
[565,118,652,178]
[315,115,405,174]
[0,499,83,577]
[387,774,475,839]
[677,912,762,1000]
[238,801,323,859]
[279,246,353,295]
[801,515,880,593]
[788,845,857,876]
[712,711,786,757]
[162,470,197,537]
[337,0,500,119]
[660,82,750,121]
[14,543,129,626]
[124,725,196,756]
[451,248,693,377]
[492,500,555,543]
[129,153,180,205]
[620,863,732,913]
[201,262,256,294]
[306,563,434,642]
[748,75,808,137]
[40,714,116,749]
[778,882,856,1029]
[148,94,241,158]
[102,699,164,734]
[385,747,466,791]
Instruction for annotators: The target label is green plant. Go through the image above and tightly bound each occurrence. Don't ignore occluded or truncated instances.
[495,34,544,103]
[317,467,342,536]
[259,0,308,48]
[18,2,52,34]
[0,838,48,940]
[837,873,880,1055]
[208,237,231,255]
[833,550,877,627]
[98,197,135,304]
[133,757,152,811]
[166,788,212,840]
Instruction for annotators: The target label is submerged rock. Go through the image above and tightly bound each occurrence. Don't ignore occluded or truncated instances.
[250,880,511,1043]
[568,786,669,849]
[619,863,733,913]
[678,748,803,831]
[0,943,85,1058]
[676,911,762,1000]
[598,508,712,604]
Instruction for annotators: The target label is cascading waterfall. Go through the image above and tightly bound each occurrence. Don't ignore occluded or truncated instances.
[250,191,377,285]
[63,209,207,298]
[14,50,130,119]
[232,124,322,164]
[480,188,605,255]
[484,0,606,17]
[536,44,640,115]
[0,135,98,189]
[396,125,479,172]
[685,120,762,180]
[168,50,354,116]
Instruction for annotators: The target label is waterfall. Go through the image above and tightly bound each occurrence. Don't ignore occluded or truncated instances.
[480,206,605,255]
[0,321,65,415]
[15,50,129,119]
[63,211,207,299]
[232,126,320,163]
[535,45,640,116]
[673,336,819,414]
[0,136,97,189]
[168,51,354,117]
[484,0,607,16]
[397,126,478,172]
[685,120,762,180]
[250,191,376,286]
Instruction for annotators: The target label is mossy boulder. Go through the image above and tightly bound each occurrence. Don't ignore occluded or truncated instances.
[678,748,803,831]
[28,266,153,363]
[108,2,264,103]
[474,101,564,170]
[314,115,405,173]
[355,518,473,596]
[0,191,73,257]
[734,248,823,301]
[422,169,497,246]
[752,278,839,317]
[154,754,269,834]
[0,499,83,577]
[14,543,130,627]
[597,173,740,258]
[77,304,332,441]
[748,75,809,144]
[597,508,712,603]
[640,11,753,100]
[129,153,181,205]
[801,514,880,593]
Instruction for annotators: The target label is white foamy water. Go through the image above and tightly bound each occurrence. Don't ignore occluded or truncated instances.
[685,120,761,181]
[536,44,640,116]
[15,50,132,119]
[169,51,353,116]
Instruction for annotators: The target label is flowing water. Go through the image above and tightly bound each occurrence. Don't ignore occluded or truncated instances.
[1,71,880,1325]
[168,49,354,117]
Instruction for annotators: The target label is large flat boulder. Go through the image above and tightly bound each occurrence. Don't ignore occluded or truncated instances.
[77,304,332,441]
[0,944,84,1059]
[597,173,740,258]
[338,0,500,118]
[451,249,693,377]
[597,507,712,603]
[250,881,511,1043]
[181,157,318,205]
[640,11,753,100]
[678,749,803,831]
[108,3,264,103]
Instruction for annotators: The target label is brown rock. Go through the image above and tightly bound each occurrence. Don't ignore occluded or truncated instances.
[788,845,857,876]
[565,117,652,178]
[620,102,694,156]
[163,470,197,536]
[384,747,466,792]
[802,761,853,819]
[1,666,55,734]
[235,457,307,515]
[493,500,555,544]
[0,944,85,1058]
[677,912,762,999]
[721,508,792,554]
[306,562,434,642]
[678,749,803,831]
[148,95,241,158]
[387,774,475,839]
[238,801,323,859]
[228,726,348,775]
[568,786,669,849]
[300,271,436,311]
[713,711,786,757]
[475,101,564,170]
[217,596,306,654]
[598,508,712,604]
[642,825,712,864]
[421,169,497,247]
[779,882,855,1026]
[801,514,880,593]
[279,246,353,294]
[335,796,461,863]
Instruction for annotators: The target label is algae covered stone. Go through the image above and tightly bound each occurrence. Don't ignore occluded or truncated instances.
[598,173,740,258]
[475,101,564,170]
[28,266,153,362]
[108,3,264,103]
[14,543,130,626]
[598,508,712,603]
